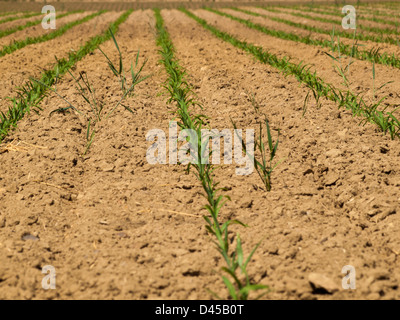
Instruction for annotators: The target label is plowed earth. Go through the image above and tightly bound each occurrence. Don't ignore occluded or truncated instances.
[0,7,399,300]
[0,11,120,113]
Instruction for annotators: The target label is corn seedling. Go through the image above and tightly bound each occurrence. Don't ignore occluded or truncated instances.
[256,6,400,46]
[241,94,282,191]
[0,12,18,18]
[248,92,260,114]
[155,8,268,300]
[99,30,149,97]
[324,29,360,89]
[325,33,397,138]
[232,118,280,192]
[371,60,394,103]
[182,8,400,140]
[219,8,400,71]
[0,10,133,143]
[31,27,148,155]
[303,83,322,116]
[0,12,42,25]
[287,4,400,28]
[0,10,107,57]
[0,11,79,39]
[360,60,398,138]
[325,35,399,139]
[261,6,400,38]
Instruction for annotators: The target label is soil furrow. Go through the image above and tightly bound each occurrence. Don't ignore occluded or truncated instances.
[231,7,400,67]
[168,8,400,300]
[277,6,400,31]
[0,13,41,31]
[0,12,118,113]
[0,9,217,300]
[250,7,400,46]
[0,12,90,47]
[0,5,399,301]
[194,9,400,116]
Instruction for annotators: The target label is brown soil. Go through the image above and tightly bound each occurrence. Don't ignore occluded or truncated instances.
[232,6,399,55]
[237,9,400,59]
[277,6,400,30]
[231,7,400,68]
[246,6,398,39]
[0,13,47,31]
[0,12,119,113]
[322,4,400,15]
[244,7,400,56]
[0,1,392,12]
[0,9,222,300]
[0,12,87,47]
[242,7,400,54]
[196,8,400,113]
[0,7,399,300]
[163,9,400,300]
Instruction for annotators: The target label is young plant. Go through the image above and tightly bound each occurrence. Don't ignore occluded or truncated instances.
[155,8,268,300]
[99,30,149,97]
[325,29,398,139]
[0,11,78,39]
[185,8,400,140]
[224,7,400,71]
[232,118,280,192]
[0,10,133,144]
[359,60,398,138]
[0,11,107,57]
[32,28,148,155]
[303,78,323,116]
[324,29,361,89]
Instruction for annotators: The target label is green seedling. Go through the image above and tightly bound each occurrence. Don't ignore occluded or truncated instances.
[0,12,42,26]
[303,84,322,116]
[0,10,133,144]
[287,3,400,28]
[99,29,150,97]
[324,29,361,89]
[325,29,398,138]
[0,11,106,57]
[371,60,394,103]
[32,27,148,155]
[225,8,400,70]
[182,8,400,140]
[232,118,281,192]
[259,6,400,38]
[0,11,79,39]
[154,8,268,300]
[249,92,260,113]
[254,6,400,46]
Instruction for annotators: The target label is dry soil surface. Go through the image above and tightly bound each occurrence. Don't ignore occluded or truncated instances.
[0,8,399,300]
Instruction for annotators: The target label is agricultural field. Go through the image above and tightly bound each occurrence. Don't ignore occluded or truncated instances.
[0,1,399,300]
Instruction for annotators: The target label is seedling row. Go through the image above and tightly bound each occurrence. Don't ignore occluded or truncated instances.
[0,3,399,300]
